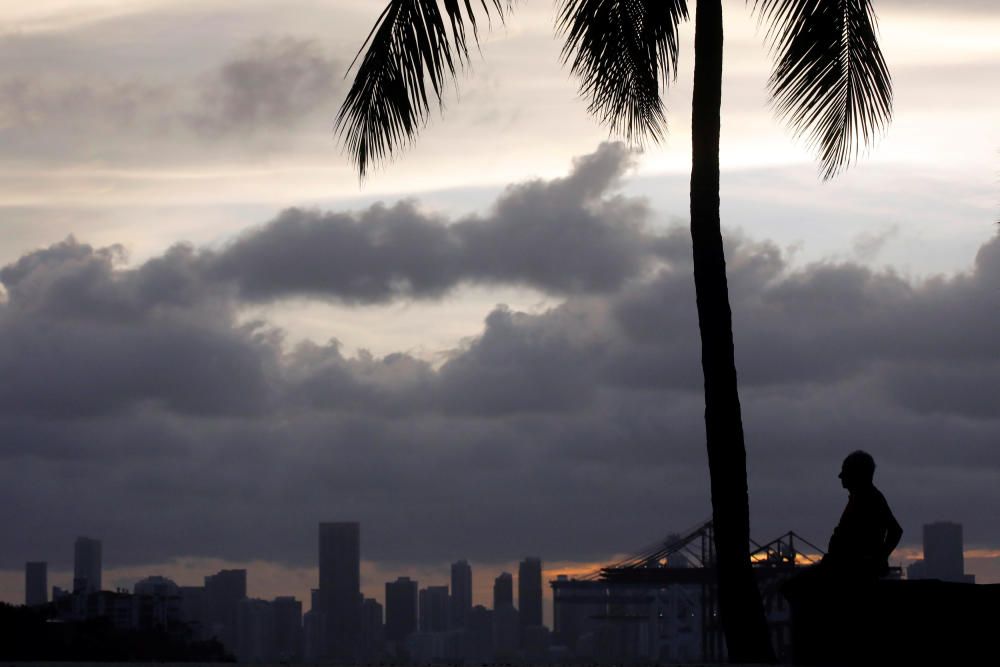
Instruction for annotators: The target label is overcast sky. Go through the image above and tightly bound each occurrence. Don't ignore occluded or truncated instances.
[1,0,998,610]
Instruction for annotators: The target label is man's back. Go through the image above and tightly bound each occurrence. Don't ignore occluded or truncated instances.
[827,484,899,577]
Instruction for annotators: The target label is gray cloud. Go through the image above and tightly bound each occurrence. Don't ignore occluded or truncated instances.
[851,224,899,262]
[0,238,276,418]
[0,76,173,133]
[0,144,998,579]
[206,142,664,301]
[188,37,342,136]
[0,36,341,161]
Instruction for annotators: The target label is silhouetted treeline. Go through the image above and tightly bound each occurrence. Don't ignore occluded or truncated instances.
[0,602,234,661]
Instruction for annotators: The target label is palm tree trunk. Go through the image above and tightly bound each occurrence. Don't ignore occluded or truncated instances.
[689,0,774,662]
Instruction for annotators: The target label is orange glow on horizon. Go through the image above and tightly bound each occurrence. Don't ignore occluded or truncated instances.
[893,547,1000,562]
[543,556,630,581]
[750,552,823,566]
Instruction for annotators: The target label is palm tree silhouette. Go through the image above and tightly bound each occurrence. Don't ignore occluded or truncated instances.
[336,1,891,661]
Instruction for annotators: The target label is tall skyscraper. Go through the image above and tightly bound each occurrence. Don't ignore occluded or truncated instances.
[360,597,385,660]
[73,536,102,594]
[318,521,361,661]
[236,598,275,663]
[178,585,206,640]
[923,521,971,582]
[419,585,450,633]
[25,562,47,606]
[272,596,303,663]
[303,590,326,663]
[518,557,543,629]
[494,602,520,658]
[385,576,418,643]
[450,560,472,629]
[493,572,513,610]
[468,605,496,662]
[205,568,247,653]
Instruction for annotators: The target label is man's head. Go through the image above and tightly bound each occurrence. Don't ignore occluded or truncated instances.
[839,450,876,490]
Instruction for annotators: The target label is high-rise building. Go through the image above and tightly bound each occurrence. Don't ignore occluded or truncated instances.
[134,576,182,631]
[303,590,326,663]
[450,560,472,629]
[518,557,543,629]
[25,561,47,606]
[134,575,180,597]
[204,569,247,653]
[419,585,450,633]
[908,521,974,583]
[924,521,966,582]
[272,596,303,663]
[178,585,206,640]
[493,572,513,610]
[311,588,321,611]
[73,536,102,594]
[494,602,520,658]
[385,576,418,643]
[468,605,495,662]
[318,522,361,661]
[360,596,385,660]
[236,598,275,663]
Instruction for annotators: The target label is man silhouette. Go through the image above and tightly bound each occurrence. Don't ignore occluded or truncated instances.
[782,451,904,664]
[783,450,903,600]
[821,450,903,579]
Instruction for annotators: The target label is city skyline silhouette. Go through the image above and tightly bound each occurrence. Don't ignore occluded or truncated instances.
[6,512,990,663]
[0,0,998,664]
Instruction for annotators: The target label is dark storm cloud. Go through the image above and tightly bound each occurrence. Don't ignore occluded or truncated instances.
[608,230,1000,414]
[282,340,435,416]
[0,143,655,418]
[0,238,276,418]
[433,304,610,415]
[1,144,998,575]
[207,142,665,301]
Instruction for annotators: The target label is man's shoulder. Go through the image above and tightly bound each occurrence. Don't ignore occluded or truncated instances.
[857,485,891,509]
[869,485,889,502]
[868,485,898,518]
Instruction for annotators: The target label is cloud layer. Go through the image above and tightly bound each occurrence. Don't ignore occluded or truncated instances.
[1,144,998,578]
[0,36,342,162]
[206,143,666,301]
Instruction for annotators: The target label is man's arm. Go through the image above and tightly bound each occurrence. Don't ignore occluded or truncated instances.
[883,511,903,560]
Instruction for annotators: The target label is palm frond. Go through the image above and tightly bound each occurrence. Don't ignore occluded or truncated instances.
[754,0,892,179]
[336,0,510,177]
[557,0,689,144]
